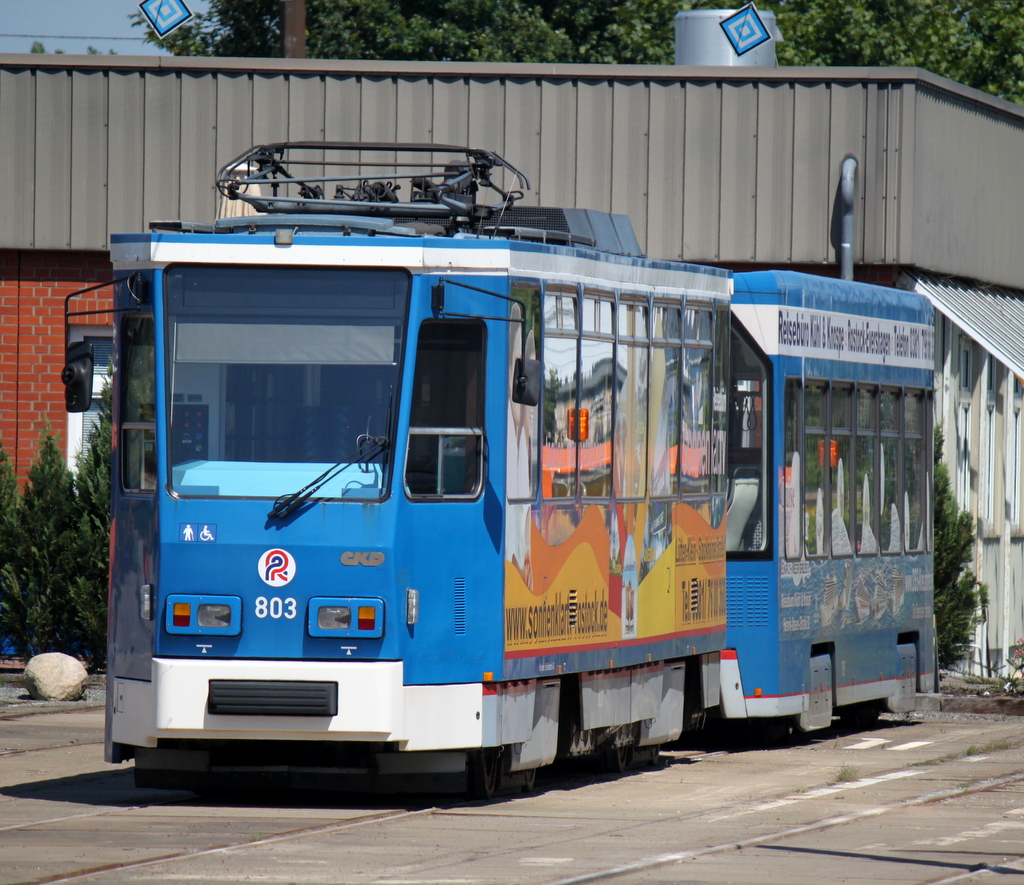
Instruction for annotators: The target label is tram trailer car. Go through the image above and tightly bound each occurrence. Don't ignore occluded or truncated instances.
[722,271,935,735]
[62,144,734,796]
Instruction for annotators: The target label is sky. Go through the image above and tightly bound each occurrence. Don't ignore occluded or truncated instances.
[0,0,210,56]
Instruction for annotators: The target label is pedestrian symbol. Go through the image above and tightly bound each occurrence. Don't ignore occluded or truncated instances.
[180,523,216,542]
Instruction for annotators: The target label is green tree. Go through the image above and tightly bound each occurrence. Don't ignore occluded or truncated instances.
[308,0,572,62]
[682,0,1024,106]
[131,0,1024,104]
[0,409,112,670]
[538,0,678,64]
[932,426,987,670]
[69,386,113,670]
[0,429,82,662]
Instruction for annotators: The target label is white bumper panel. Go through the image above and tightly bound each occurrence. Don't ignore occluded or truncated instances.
[718,657,748,719]
[743,693,807,718]
[835,677,897,707]
[110,659,483,749]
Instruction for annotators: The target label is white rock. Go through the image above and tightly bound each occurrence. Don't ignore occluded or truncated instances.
[23,653,89,701]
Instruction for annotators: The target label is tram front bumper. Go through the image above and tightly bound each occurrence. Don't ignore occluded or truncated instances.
[109,658,484,751]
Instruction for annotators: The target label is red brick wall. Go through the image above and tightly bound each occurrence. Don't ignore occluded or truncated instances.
[0,249,114,478]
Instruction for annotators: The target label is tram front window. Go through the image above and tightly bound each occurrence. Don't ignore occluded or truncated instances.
[726,326,769,552]
[164,266,408,500]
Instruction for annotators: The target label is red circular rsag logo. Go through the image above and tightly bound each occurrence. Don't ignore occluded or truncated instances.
[258,548,295,586]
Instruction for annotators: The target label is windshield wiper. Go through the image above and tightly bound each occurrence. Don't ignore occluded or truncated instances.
[267,435,389,520]
[268,387,395,521]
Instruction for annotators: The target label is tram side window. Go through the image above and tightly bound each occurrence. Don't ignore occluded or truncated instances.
[831,386,854,556]
[904,389,928,551]
[804,382,828,557]
[405,321,484,498]
[682,306,713,496]
[614,298,649,499]
[855,386,879,554]
[121,315,156,492]
[580,291,614,498]
[542,287,579,499]
[712,304,729,503]
[880,388,902,553]
[783,378,801,560]
[508,282,541,501]
[649,304,681,498]
[726,326,768,552]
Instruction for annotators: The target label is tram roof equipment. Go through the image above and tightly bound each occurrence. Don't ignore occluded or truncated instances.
[149,142,643,258]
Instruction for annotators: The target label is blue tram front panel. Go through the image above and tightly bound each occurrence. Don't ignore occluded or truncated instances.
[119,259,508,686]
[102,244,515,771]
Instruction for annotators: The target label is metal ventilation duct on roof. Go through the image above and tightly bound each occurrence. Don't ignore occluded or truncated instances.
[483,207,644,257]
[674,8,781,66]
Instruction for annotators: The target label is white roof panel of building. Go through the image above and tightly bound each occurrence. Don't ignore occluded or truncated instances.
[908,271,1024,380]
[909,270,1024,381]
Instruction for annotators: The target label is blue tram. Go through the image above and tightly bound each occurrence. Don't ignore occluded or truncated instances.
[61,145,936,793]
[722,272,935,732]
[63,144,735,794]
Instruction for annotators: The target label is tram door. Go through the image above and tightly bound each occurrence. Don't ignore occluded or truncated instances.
[402,319,500,681]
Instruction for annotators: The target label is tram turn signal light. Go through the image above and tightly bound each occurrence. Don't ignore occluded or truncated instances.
[173,602,191,627]
[567,408,590,442]
[817,439,839,468]
[358,606,376,631]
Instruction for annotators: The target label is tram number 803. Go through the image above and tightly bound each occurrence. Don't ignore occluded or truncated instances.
[255,596,298,619]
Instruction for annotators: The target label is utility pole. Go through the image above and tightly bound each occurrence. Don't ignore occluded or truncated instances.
[280,0,306,58]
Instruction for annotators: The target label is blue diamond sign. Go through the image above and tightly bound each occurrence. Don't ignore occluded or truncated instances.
[139,0,194,39]
[720,4,772,57]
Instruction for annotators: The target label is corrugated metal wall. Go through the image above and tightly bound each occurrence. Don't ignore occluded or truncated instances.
[911,88,1024,289]
[1,58,1022,284]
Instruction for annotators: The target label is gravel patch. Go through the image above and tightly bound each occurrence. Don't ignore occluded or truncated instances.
[0,680,105,710]
[883,709,1020,724]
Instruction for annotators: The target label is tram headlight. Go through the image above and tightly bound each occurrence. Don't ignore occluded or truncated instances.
[197,603,233,628]
[317,606,352,630]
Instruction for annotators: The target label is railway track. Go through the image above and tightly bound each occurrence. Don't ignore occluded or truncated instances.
[2,707,1023,885]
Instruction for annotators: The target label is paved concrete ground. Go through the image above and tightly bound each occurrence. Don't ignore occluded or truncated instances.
[1,704,1023,884]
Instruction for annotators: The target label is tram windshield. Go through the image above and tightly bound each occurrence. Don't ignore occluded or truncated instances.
[164,266,408,500]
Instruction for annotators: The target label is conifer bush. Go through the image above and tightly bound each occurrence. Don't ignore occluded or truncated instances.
[0,387,112,671]
[933,426,987,670]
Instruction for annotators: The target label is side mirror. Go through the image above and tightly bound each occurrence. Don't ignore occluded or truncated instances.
[512,358,541,406]
[62,340,94,413]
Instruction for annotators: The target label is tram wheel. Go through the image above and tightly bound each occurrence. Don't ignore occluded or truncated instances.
[753,717,792,747]
[839,702,880,732]
[598,742,633,774]
[468,749,500,800]
[854,703,880,730]
[520,766,537,792]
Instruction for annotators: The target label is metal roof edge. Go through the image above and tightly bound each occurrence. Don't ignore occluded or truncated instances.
[1,54,1019,120]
